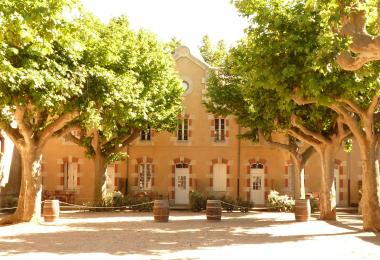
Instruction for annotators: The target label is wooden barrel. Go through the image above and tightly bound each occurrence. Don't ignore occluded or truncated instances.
[206,200,222,221]
[153,200,169,222]
[294,199,311,222]
[43,200,60,222]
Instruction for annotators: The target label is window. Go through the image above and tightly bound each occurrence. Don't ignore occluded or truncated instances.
[177,119,189,141]
[213,163,227,192]
[141,128,151,141]
[251,162,264,169]
[176,163,189,168]
[182,81,189,92]
[64,162,77,190]
[252,176,262,190]
[139,164,152,190]
[214,118,225,142]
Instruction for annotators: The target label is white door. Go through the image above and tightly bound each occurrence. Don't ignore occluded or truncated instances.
[334,168,340,205]
[175,168,189,204]
[250,169,265,205]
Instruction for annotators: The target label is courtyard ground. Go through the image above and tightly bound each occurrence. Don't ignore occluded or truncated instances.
[0,210,379,259]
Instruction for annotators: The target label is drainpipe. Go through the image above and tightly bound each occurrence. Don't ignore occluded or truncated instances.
[237,126,241,199]
[347,150,351,207]
[126,144,130,195]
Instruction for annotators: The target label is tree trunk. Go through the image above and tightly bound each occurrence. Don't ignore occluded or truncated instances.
[360,142,380,232]
[293,160,306,199]
[93,148,108,203]
[318,145,337,220]
[2,146,42,224]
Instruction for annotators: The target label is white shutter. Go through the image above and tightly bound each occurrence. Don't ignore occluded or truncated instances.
[106,165,115,192]
[68,163,78,190]
[213,164,227,191]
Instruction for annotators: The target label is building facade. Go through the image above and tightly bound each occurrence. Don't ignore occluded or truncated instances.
[1,46,364,207]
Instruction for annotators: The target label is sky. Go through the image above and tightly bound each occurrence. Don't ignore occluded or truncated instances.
[80,0,247,58]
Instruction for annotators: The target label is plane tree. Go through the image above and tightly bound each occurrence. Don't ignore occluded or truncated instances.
[0,0,91,223]
[63,17,183,202]
[230,0,379,229]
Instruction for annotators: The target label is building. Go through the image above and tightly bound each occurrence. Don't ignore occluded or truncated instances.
[1,46,363,207]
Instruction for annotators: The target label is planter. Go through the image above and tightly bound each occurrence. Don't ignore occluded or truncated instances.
[206,200,222,221]
[294,199,311,222]
[153,200,169,222]
[43,199,60,222]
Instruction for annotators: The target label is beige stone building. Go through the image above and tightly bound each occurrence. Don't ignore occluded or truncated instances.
[0,46,364,207]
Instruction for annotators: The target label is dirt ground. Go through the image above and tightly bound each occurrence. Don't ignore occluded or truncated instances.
[0,210,379,259]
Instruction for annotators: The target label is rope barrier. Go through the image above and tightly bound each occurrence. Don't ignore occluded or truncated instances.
[57,201,154,210]
[220,201,249,212]
[0,206,17,211]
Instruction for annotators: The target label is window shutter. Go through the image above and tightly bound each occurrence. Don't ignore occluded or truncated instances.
[77,177,81,186]
[188,130,192,137]
[189,178,193,187]
[114,164,119,173]
[284,165,288,174]
[172,177,175,187]
[247,165,251,174]
[151,177,155,187]
[225,119,229,126]
[209,178,213,187]
[60,177,64,185]
[210,165,213,174]
[188,119,192,126]
[172,165,175,174]
[227,165,230,174]
[285,178,288,188]
[189,165,192,174]
[226,178,230,187]
[339,179,344,188]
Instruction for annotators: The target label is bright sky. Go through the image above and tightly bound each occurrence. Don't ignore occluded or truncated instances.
[80,0,247,58]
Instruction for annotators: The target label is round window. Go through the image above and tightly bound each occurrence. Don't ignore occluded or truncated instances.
[182,81,189,92]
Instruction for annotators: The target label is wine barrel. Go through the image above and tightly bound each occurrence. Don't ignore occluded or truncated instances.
[153,200,169,222]
[43,200,60,222]
[206,200,222,221]
[294,199,311,222]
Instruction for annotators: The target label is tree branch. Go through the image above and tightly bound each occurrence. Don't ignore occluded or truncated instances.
[329,103,365,143]
[301,145,315,164]
[64,133,83,146]
[0,121,23,146]
[37,111,79,148]
[368,94,380,116]
[291,115,330,144]
[14,105,33,145]
[288,128,321,148]
[337,5,380,70]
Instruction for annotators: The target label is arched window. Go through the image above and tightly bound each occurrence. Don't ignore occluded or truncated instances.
[251,162,264,169]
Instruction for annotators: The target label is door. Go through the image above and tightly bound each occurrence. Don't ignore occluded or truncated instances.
[250,168,265,205]
[334,168,340,205]
[175,167,189,204]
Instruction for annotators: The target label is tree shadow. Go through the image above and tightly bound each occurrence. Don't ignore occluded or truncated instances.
[0,211,373,257]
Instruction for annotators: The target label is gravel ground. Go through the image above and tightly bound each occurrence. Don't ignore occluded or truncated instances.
[0,210,379,260]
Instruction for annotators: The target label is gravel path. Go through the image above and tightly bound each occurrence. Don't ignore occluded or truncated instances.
[0,211,379,259]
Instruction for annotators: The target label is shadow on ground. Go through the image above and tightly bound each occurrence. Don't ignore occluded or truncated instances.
[0,211,376,257]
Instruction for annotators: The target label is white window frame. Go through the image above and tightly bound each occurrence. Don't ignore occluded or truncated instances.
[141,128,151,141]
[138,163,152,190]
[214,118,225,142]
[177,119,189,141]
[213,163,227,192]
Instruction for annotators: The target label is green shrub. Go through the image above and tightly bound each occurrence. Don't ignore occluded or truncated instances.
[220,195,235,211]
[125,195,153,212]
[267,190,295,212]
[236,198,254,212]
[189,191,207,211]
